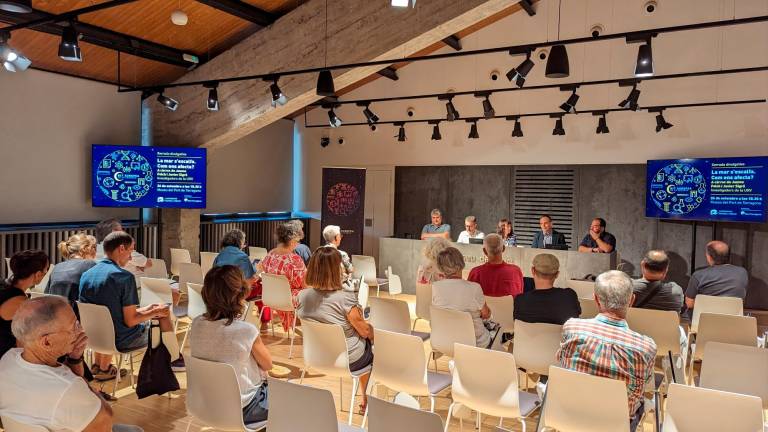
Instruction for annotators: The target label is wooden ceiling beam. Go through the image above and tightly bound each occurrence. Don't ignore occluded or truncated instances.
[194,0,276,27]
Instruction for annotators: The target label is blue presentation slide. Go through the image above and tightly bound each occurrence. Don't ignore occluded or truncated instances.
[646,156,768,223]
[92,145,207,208]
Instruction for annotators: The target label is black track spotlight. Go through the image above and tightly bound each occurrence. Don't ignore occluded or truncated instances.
[269,77,287,107]
[509,116,524,138]
[395,122,406,142]
[156,91,179,111]
[551,114,565,136]
[0,32,30,72]
[360,103,379,126]
[594,112,610,134]
[635,40,654,78]
[316,69,335,97]
[506,50,534,87]
[430,121,442,140]
[467,120,480,139]
[58,24,82,62]
[480,94,495,119]
[443,96,460,121]
[559,87,580,113]
[619,83,641,111]
[327,107,342,128]
[654,110,673,132]
[545,44,569,78]
[0,0,32,13]
[204,82,219,111]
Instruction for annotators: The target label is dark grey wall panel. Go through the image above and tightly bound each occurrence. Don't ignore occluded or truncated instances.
[394,166,451,239]
[445,166,511,237]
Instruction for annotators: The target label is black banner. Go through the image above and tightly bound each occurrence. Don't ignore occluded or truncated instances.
[321,168,366,255]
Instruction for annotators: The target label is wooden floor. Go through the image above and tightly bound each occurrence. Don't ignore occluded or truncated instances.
[108,293,660,432]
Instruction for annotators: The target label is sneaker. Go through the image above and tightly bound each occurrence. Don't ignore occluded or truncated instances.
[171,354,186,372]
[92,364,128,382]
[99,390,118,402]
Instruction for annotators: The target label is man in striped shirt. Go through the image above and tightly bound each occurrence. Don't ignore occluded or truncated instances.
[556,270,657,431]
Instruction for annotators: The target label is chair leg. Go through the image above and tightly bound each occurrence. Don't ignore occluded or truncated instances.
[112,354,122,397]
[361,380,374,428]
[348,376,360,425]
[445,402,456,432]
[299,369,306,384]
[518,417,527,432]
[476,412,481,430]
[429,395,435,413]
[288,313,298,359]
[129,353,135,388]
[339,377,344,410]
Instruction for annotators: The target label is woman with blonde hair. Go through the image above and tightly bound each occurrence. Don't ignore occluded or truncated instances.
[297,247,373,412]
[46,233,97,316]
[416,237,451,284]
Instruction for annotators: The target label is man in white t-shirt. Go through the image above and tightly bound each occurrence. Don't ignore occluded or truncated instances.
[0,296,141,432]
[456,216,485,244]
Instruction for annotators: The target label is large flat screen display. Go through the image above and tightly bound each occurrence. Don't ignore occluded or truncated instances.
[92,145,206,208]
[646,156,768,223]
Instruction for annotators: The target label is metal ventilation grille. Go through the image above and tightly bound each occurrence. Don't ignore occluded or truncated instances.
[513,168,575,247]
[200,218,312,253]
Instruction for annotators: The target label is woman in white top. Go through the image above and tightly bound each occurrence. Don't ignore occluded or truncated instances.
[189,265,273,423]
[431,247,494,348]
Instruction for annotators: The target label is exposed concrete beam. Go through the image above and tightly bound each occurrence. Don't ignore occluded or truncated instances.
[152,0,521,150]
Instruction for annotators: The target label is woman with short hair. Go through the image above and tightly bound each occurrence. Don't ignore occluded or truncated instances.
[213,229,256,283]
[46,233,98,316]
[190,265,272,424]
[416,237,451,284]
[0,250,50,358]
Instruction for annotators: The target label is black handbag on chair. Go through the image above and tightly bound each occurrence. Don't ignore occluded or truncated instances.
[136,323,180,399]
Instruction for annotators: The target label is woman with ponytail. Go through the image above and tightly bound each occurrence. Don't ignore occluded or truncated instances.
[0,250,50,358]
[46,233,97,317]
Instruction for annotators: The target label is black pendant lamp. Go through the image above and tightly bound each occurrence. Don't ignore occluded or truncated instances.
[545,0,569,78]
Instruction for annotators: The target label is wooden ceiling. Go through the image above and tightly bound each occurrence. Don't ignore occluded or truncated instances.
[0,0,306,87]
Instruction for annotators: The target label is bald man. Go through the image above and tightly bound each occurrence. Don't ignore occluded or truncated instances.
[685,241,748,309]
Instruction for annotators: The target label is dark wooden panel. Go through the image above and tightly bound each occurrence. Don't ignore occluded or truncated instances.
[394,166,451,239]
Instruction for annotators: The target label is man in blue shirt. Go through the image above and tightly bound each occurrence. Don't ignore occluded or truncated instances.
[578,218,616,254]
[79,231,178,378]
[421,208,451,240]
[213,229,256,283]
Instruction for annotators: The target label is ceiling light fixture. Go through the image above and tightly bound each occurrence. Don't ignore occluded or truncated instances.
[476,92,495,119]
[551,114,565,135]
[395,122,406,142]
[316,69,335,97]
[545,0,569,78]
[391,0,414,7]
[171,9,188,26]
[0,0,32,13]
[58,24,82,62]
[430,121,442,140]
[619,82,641,111]
[360,102,380,126]
[267,77,287,107]
[0,32,30,72]
[635,39,654,77]
[327,106,342,128]
[204,82,219,111]
[467,120,480,139]
[156,91,179,111]
[506,49,534,87]
[559,86,580,113]
[441,95,460,121]
[654,110,673,132]
[509,116,524,137]
[594,112,610,134]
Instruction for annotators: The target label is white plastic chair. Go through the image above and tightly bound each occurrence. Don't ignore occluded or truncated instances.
[352,255,388,296]
[698,342,768,409]
[186,356,267,432]
[537,366,630,432]
[626,307,685,383]
[178,262,203,295]
[367,396,444,432]
[200,251,219,276]
[512,320,563,377]
[689,294,743,334]
[248,247,268,262]
[429,306,475,368]
[77,302,145,396]
[4,257,11,278]
[567,279,595,299]
[300,321,371,425]
[578,298,598,318]
[484,295,514,335]
[258,273,298,358]
[169,248,192,278]
[179,282,206,353]
[0,416,49,432]
[143,258,168,279]
[139,277,175,308]
[689,313,757,382]
[385,266,403,296]
[368,297,428,340]
[268,377,364,432]
[357,281,370,311]
[447,343,541,432]
[662,383,764,432]
[413,283,431,330]
[32,263,54,293]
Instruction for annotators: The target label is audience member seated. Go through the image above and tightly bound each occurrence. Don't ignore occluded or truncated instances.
[467,234,523,297]
[432,247,495,348]
[420,208,451,240]
[79,231,181,379]
[685,240,748,310]
[514,253,580,325]
[213,229,257,284]
[290,220,312,265]
[578,217,616,253]
[257,221,307,332]
[632,250,684,312]
[0,296,143,432]
[190,265,272,424]
[46,233,98,317]
[94,218,153,281]
[531,215,567,249]
[322,225,354,285]
[496,218,517,247]
[557,271,656,432]
[297,247,373,411]
[416,237,450,284]
[0,250,49,358]
[456,215,485,244]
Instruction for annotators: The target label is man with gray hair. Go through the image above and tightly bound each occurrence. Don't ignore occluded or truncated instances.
[467,233,523,297]
[557,270,656,432]
[322,225,354,282]
[0,296,142,431]
[456,215,485,244]
[421,209,451,240]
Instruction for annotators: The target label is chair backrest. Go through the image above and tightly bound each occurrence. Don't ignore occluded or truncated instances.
[139,277,175,308]
[33,263,54,292]
[484,295,514,333]
[512,320,563,376]
[77,302,118,355]
[567,279,595,299]
[699,342,768,409]
[144,258,168,279]
[186,356,250,431]
[414,283,432,321]
[169,248,192,276]
[267,377,344,432]
[0,416,49,432]
[371,329,429,396]
[28,291,47,299]
[693,313,757,361]
[186,282,206,320]
[261,273,294,311]
[248,247,268,262]
[4,257,11,277]
[368,396,443,432]
[625,307,681,355]
[578,298,598,319]
[662,383,764,432]
[690,294,743,332]
[200,251,219,276]
[178,262,204,295]
[429,306,475,357]
[452,343,522,418]
[357,281,369,311]
[351,255,378,285]
[301,320,351,377]
[386,266,403,296]
[540,366,630,432]
[369,297,412,335]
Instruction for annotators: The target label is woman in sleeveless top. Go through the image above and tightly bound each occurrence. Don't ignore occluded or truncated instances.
[0,250,50,358]
[45,233,97,319]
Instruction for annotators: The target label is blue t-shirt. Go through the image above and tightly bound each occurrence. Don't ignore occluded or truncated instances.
[78,258,141,347]
[213,246,256,279]
[294,243,311,265]
[422,223,451,234]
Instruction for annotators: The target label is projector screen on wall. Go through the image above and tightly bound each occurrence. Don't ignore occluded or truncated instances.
[92,145,207,208]
[646,156,768,223]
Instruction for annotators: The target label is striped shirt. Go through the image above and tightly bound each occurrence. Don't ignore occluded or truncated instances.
[556,314,657,415]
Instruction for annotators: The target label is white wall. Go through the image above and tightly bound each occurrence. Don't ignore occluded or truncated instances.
[0,69,141,224]
[297,0,768,214]
[205,119,294,214]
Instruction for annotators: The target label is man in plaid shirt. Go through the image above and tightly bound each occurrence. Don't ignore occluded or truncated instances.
[557,270,657,431]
